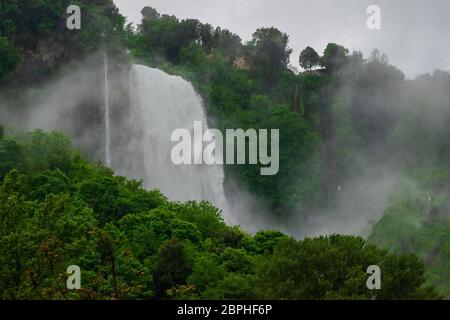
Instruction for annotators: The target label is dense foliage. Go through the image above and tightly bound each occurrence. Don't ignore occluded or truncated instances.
[1,4,449,299]
[125,7,450,297]
[126,7,406,217]
[0,131,439,299]
[0,0,126,83]
[368,167,450,295]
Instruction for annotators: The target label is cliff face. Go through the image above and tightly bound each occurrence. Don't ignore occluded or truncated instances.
[1,0,125,81]
[10,36,66,87]
[0,0,130,161]
[1,36,131,164]
[0,0,129,160]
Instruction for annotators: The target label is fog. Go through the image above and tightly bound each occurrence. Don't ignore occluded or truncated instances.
[0,52,128,162]
[1,50,449,240]
[286,66,450,238]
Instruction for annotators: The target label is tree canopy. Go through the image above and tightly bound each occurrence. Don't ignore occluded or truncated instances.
[299,46,321,71]
[0,131,439,299]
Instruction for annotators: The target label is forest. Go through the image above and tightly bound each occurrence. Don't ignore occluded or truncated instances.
[0,130,440,299]
[0,1,449,299]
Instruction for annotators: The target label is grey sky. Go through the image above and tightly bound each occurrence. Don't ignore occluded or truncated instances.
[114,0,450,78]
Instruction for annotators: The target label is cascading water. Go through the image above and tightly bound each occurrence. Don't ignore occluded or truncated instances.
[116,64,230,221]
[104,51,112,166]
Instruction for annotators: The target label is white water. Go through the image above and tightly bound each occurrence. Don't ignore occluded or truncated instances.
[116,64,230,220]
[104,52,112,166]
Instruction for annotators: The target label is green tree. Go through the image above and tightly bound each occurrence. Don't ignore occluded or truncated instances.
[188,253,225,293]
[212,27,242,61]
[322,43,349,73]
[0,138,24,180]
[153,239,192,297]
[248,27,292,87]
[254,235,438,300]
[179,42,208,73]
[299,46,321,71]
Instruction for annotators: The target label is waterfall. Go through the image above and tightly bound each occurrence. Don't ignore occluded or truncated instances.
[117,64,230,220]
[104,51,112,166]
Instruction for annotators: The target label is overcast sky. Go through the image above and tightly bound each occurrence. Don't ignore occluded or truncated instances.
[114,0,450,78]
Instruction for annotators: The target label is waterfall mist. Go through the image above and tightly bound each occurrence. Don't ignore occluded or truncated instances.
[4,55,444,238]
[115,65,231,222]
[0,53,114,161]
[104,52,112,166]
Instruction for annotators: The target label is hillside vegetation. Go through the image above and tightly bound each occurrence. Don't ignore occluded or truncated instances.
[0,131,440,299]
[0,3,449,298]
